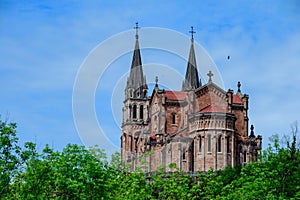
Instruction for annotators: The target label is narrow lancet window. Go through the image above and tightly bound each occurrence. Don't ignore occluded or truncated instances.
[172,113,176,124]
[199,136,202,152]
[139,105,143,120]
[218,135,222,153]
[227,137,230,153]
[133,105,137,119]
[207,135,211,152]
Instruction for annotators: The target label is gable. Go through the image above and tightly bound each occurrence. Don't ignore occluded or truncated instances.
[149,92,162,115]
[196,82,227,111]
[233,94,243,104]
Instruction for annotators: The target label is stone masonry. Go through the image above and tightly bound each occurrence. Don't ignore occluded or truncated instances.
[121,25,262,172]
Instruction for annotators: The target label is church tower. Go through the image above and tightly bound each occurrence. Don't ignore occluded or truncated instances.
[123,22,148,124]
[121,23,149,169]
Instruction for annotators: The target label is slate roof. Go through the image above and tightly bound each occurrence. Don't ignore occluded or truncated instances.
[126,31,148,98]
[182,39,201,91]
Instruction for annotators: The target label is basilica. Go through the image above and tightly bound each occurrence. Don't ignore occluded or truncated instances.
[121,25,262,172]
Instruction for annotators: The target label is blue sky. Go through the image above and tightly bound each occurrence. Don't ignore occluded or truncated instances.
[1,0,300,154]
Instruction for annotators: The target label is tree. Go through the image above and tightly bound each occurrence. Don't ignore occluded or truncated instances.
[220,124,300,199]
[2,115,299,199]
[0,118,21,197]
[18,144,114,199]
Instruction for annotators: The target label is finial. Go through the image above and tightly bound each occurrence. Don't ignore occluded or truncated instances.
[154,76,159,91]
[134,22,140,39]
[189,26,196,41]
[250,124,255,137]
[207,70,213,83]
[237,81,241,93]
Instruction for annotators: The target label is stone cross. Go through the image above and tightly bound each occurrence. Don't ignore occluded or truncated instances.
[207,70,213,83]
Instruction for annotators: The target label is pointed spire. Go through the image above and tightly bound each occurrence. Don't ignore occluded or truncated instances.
[182,26,200,91]
[126,22,148,99]
[131,22,142,72]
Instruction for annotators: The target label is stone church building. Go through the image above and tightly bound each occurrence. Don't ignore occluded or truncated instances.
[121,25,262,172]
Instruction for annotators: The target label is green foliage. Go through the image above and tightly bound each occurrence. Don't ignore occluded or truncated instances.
[220,127,300,200]
[0,118,22,197]
[16,144,114,199]
[1,116,299,199]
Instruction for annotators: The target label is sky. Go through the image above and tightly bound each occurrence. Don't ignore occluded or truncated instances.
[1,0,300,154]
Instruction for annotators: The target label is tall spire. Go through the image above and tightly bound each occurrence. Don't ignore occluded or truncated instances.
[131,22,142,72]
[182,26,200,91]
[126,22,148,99]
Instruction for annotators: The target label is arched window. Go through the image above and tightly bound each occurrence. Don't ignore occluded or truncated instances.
[133,105,137,119]
[244,151,247,163]
[198,136,202,152]
[172,113,176,124]
[147,105,149,120]
[218,135,222,152]
[207,135,211,152]
[183,149,186,160]
[128,136,132,151]
[140,105,143,120]
[227,137,230,153]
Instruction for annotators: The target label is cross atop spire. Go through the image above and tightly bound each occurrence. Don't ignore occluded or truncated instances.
[189,26,196,40]
[134,22,140,39]
[182,26,200,91]
[125,22,148,99]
